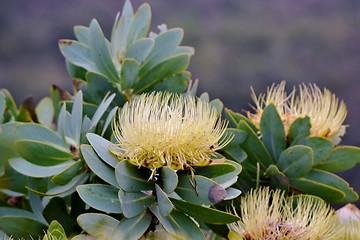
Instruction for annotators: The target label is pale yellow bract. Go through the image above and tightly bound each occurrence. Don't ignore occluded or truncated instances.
[248,81,347,144]
[228,187,341,240]
[336,204,360,240]
[110,91,232,170]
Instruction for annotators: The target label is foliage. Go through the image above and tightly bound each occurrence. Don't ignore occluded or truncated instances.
[0,0,359,239]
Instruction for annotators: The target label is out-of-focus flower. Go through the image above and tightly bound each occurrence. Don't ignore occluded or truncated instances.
[336,204,360,240]
[228,187,340,240]
[248,81,347,144]
[110,91,232,170]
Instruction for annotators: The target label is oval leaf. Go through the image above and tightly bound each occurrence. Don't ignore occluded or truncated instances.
[277,145,313,178]
[161,167,178,194]
[155,184,173,217]
[111,212,151,240]
[81,144,117,187]
[15,140,74,166]
[171,198,239,224]
[77,184,122,214]
[115,160,154,192]
[260,104,286,161]
[118,189,155,218]
[77,213,119,238]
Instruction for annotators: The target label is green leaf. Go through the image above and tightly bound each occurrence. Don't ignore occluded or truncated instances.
[176,175,224,205]
[89,93,116,131]
[77,184,122,214]
[277,145,313,178]
[171,198,239,224]
[89,19,119,83]
[237,120,273,174]
[125,38,154,63]
[224,187,242,200]
[110,3,133,60]
[0,123,69,167]
[0,91,6,124]
[0,216,47,239]
[120,58,139,89]
[0,164,28,194]
[77,213,119,238]
[118,189,155,218]
[59,40,98,72]
[289,169,358,203]
[300,137,333,165]
[15,140,74,166]
[35,97,54,128]
[81,145,117,187]
[41,172,88,198]
[71,91,83,144]
[112,211,151,240]
[46,220,67,240]
[315,146,360,172]
[260,104,286,161]
[221,128,247,150]
[152,71,190,93]
[194,163,236,179]
[150,205,205,240]
[160,167,178,194]
[135,53,190,93]
[51,160,84,185]
[115,160,154,191]
[126,3,151,46]
[155,184,173,217]
[8,157,73,178]
[74,25,90,45]
[224,108,257,131]
[86,133,120,168]
[0,207,47,238]
[221,146,247,164]
[86,72,125,106]
[140,29,185,76]
[288,117,311,145]
[212,160,242,188]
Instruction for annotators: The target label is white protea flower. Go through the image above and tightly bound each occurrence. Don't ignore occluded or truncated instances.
[228,187,340,240]
[110,91,232,170]
[336,204,360,240]
[248,81,347,144]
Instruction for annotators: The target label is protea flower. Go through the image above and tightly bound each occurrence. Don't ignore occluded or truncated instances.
[248,81,347,144]
[110,91,232,170]
[228,187,340,240]
[336,204,360,240]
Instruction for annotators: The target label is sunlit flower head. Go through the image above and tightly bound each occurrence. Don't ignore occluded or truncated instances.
[336,204,360,240]
[228,187,340,240]
[248,81,347,144]
[110,91,232,170]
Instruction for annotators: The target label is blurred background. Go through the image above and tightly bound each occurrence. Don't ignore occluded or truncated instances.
[1,0,359,201]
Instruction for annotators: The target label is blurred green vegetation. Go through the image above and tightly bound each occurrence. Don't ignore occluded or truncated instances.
[1,0,360,195]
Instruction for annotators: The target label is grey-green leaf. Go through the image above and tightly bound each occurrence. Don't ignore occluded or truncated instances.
[260,104,286,161]
[115,160,154,191]
[111,212,151,240]
[277,145,313,178]
[77,184,122,214]
[77,213,119,238]
[155,184,173,217]
[118,189,155,218]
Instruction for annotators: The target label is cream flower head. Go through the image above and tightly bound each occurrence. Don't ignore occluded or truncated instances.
[336,204,360,240]
[228,187,340,240]
[248,81,347,144]
[110,91,232,170]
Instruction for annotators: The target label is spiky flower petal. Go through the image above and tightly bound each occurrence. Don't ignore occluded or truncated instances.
[110,91,231,170]
[336,204,360,240]
[228,187,340,240]
[248,81,347,143]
